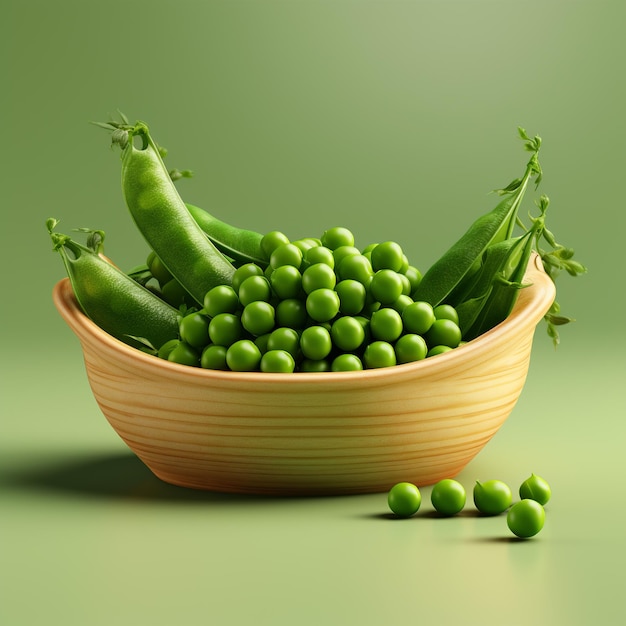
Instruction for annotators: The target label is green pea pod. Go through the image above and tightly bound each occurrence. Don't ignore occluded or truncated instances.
[49,225,180,350]
[185,203,268,268]
[454,231,533,334]
[463,225,539,341]
[120,122,235,305]
[413,141,541,307]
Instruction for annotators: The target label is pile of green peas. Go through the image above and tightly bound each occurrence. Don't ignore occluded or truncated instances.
[387,473,551,539]
[160,226,464,372]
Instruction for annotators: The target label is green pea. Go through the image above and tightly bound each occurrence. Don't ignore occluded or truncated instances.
[267,327,301,359]
[260,349,296,373]
[519,474,551,505]
[203,284,239,317]
[270,265,303,300]
[332,245,361,268]
[238,275,272,306]
[335,279,366,315]
[331,353,363,371]
[168,341,200,367]
[208,313,243,347]
[425,319,462,348]
[276,298,308,329]
[371,241,404,272]
[321,226,355,250]
[402,301,435,335]
[337,254,373,286]
[157,338,180,360]
[179,312,210,349]
[507,499,546,538]
[430,479,466,516]
[306,288,340,323]
[330,316,365,352]
[370,269,403,305]
[370,307,403,342]
[394,334,428,364]
[232,263,265,293]
[260,230,290,258]
[302,263,337,294]
[473,480,513,515]
[427,345,453,357]
[254,332,271,354]
[148,252,174,286]
[241,301,275,336]
[388,482,422,518]
[304,245,335,268]
[433,304,460,325]
[300,325,332,360]
[200,344,228,370]
[389,294,413,315]
[405,265,423,293]
[270,243,303,270]
[226,339,262,372]
[363,341,396,368]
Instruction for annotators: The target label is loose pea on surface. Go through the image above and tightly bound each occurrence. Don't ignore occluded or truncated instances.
[519,474,551,505]
[430,479,466,516]
[473,480,513,515]
[388,482,422,517]
[507,499,546,538]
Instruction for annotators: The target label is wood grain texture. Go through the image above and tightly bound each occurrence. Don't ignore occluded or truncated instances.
[52,254,555,495]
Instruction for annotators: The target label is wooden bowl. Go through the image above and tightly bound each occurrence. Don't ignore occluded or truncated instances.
[52,253,555,496]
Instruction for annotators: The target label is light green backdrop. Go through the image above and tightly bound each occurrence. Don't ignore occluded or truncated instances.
[2,2,625,625]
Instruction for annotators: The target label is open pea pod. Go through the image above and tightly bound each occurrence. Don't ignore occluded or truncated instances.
[453,232,532,334]
[413,132,541,307]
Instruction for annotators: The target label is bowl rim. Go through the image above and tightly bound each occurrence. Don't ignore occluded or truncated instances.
[52,252,555,385]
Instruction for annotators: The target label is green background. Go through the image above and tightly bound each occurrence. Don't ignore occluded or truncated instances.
[2,1,625,625]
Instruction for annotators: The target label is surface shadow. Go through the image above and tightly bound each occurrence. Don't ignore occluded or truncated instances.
[2,451,281,504]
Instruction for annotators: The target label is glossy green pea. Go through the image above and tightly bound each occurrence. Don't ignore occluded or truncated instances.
[267,327,301,359]
[405,266,423,293]
[260,349,296,373]
[394,334,428,364]
[260,231,290,258]
[241,301,275,336]
[363,341,396,368]
[225,339,262,371]
[270,243,303,270]
[179,312,211,349]
[321,226,354,250]
[203,284,239,317]
[168,341,200,367]
[433,304,459,324]
[430,479,466,516]
[306,288,340,323]
[330,316,365,351]
[300,325,332,360]
[370,270,403,305]
[157,338,180,360]
[519,474,551,505]
[208,313,243,347]
[388,482,422,518]
[200,344,228,370]
[270,265,303,300]
[335,279,366,315]
[302,263,337,294]
[473,480,513,515]
[425,319,462,349]
[275,298,308,329]
[331,354,363,371]
[304,245,335,268]
[371,241,404,272]
[402,301,435,335]
[238,275,272,306]
[370,308,403,342]
[507,499,545,538]
[332,245,361,268]
[337,254,373,286]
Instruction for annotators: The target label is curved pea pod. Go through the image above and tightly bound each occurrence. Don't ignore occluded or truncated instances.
[454,231,533,334]
[463,225,539,341]
[120,122,235,305]
[413,144,541,307]
[185,203,269,268]
[50,227,180,351]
